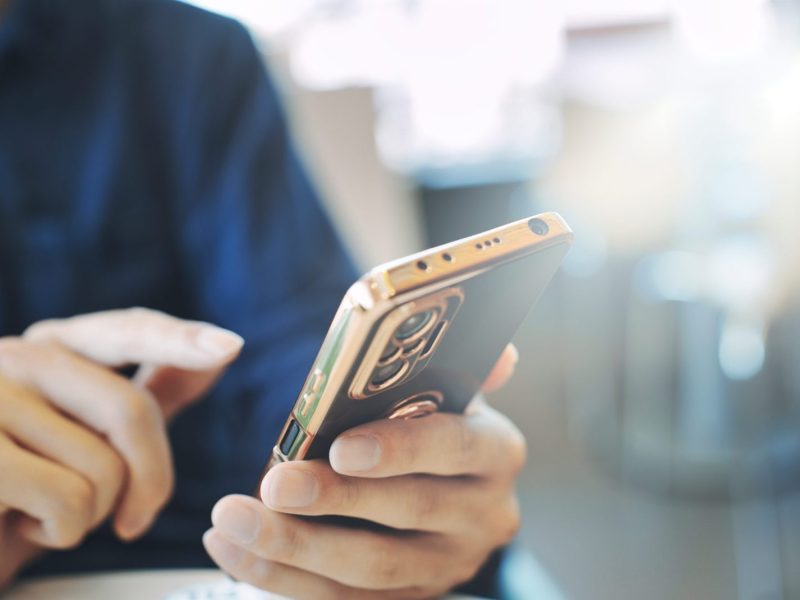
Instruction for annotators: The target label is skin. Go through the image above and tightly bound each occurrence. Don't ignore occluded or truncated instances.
[0,306,523,597]
[204,344,525,599]
[0,308,243,588]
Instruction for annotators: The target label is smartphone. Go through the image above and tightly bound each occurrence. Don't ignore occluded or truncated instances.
[263,212,572,472]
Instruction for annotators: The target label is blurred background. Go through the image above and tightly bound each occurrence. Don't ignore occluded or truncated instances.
[186,1,800,598]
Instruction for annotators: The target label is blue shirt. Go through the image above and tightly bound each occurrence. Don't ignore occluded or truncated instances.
[0,0,356,574]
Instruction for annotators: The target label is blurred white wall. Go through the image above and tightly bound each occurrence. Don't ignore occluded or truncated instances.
[266,54,425,270]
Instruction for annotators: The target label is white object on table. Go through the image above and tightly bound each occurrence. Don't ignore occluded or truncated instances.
[3,569,485,600]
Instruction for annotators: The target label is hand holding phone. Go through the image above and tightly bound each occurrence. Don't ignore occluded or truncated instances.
[206,349,527,599]
[267,212,571,469]
[204,213,572,598]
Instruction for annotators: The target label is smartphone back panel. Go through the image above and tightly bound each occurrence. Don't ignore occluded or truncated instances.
[271,213,572,465]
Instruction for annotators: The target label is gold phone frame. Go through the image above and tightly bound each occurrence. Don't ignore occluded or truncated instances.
[267,212,573,469]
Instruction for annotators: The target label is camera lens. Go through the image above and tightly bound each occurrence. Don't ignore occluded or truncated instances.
[371,359,406,387]
[379,341,399,363]
[395,310,434,340]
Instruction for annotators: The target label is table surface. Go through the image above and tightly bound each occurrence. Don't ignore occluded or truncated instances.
[2,569,483,600]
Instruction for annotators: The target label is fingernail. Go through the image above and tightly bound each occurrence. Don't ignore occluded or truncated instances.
[509,345,519,364]
[330,435,381,472]
[204,530,245,566]
[212,502,259,545]
[195,327,244,358]
[266,469,319,509]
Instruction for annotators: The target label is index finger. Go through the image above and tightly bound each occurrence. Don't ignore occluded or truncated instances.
[481,344,519,394]
[329,400,527,478]
[24,308,243,371]
[0,339,173,540]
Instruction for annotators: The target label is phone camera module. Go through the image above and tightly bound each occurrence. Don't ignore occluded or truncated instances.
[395,310,435,341]
[371,359,406,387]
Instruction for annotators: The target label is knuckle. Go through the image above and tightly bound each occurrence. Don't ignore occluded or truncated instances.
[92,447,126,491]
[273,517,305,562]
[47,522,88,549]
[9,340,65,370]
[334,476,361,514]
[380,420,420,469]
[459,491,490,534]
[47,479,94,547]
[453,420,481,470]
[182,322,208,346]
[62,479,95,520]
[410,478,440,528]
[505,427,528,475]
[397,429,419,468]
[363,537,403,587]
[127,306,159,321]
[22,319,57,340]
[244,557,274,589]
[124,308,165,339]
[114,390,160,431]
[37,340,66,360]
[374,558,402,589]
[121,444,173,512]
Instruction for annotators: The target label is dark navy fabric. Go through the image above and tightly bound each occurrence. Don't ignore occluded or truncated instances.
[0,0,356,574]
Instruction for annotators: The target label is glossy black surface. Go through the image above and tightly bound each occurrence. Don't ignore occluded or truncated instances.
[304,240,571,460]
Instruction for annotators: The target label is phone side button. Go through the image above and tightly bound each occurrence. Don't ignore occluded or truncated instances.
[308,369,326,393]
[297,392,316,418]
[279,419,302,456]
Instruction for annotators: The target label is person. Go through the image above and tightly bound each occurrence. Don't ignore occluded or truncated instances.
[0,0,527,598]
